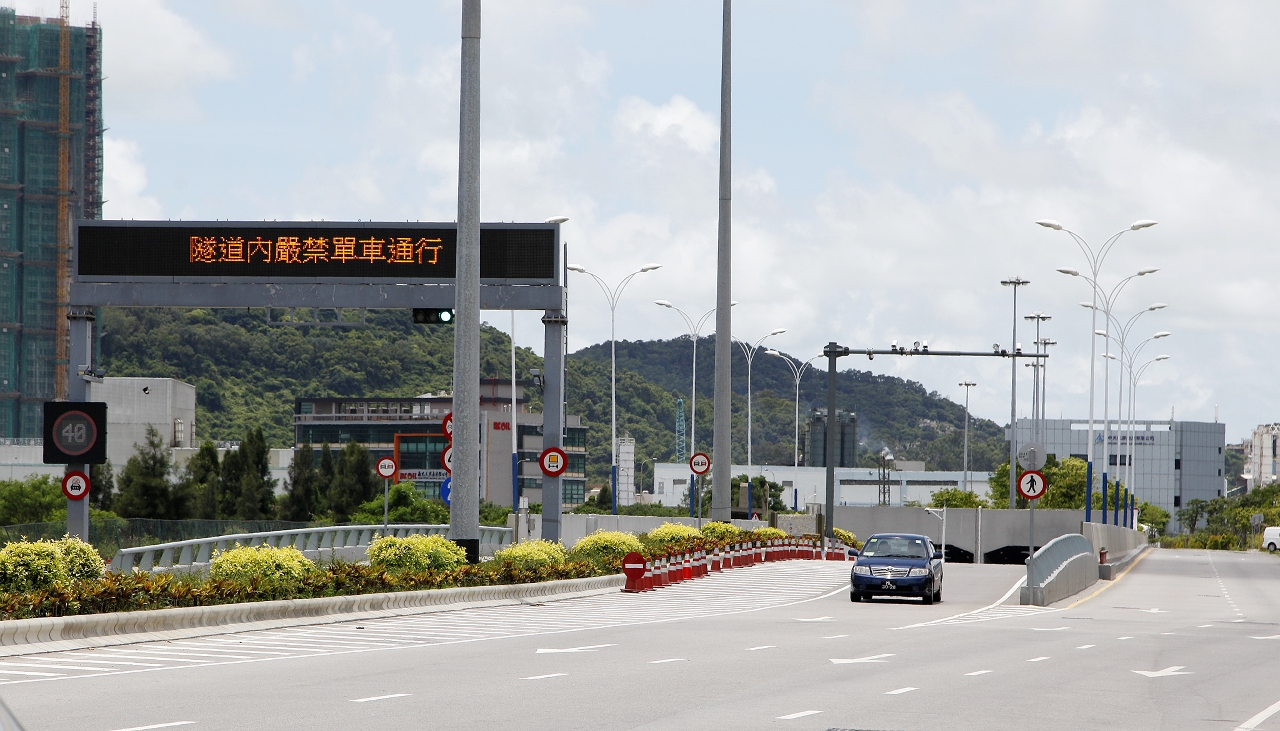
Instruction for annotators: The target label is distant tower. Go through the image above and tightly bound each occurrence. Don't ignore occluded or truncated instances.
[675,398,686,465]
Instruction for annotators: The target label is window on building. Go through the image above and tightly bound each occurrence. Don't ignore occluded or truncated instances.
[1174,458,1181,470]
[1174,495,1181,507]
[1218,469,1222,476]
[173,419,184,447]
[562,479,586,505]
[300,402,314,415]
[564,427,587,449]
[658,480,665,494]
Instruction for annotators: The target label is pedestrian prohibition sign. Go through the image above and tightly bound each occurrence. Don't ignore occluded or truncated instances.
[1017,470,1047,501]
[540,447,567,477]
[689,452,711,475]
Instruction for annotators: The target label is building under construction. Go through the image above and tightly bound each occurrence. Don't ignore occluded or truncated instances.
[0,6,103,438]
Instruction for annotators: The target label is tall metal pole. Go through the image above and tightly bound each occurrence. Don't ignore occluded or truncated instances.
[66,307,93,540]
[450,0,482,563]
[511,311,519,511]
[711,0,733,522]
[825,344,838,550]
[960,381,976,493]
[610,303,618,514]
[1001,277,1029,508]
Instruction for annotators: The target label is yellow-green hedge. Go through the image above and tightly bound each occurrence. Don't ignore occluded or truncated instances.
[492,539,568,569]
[209,545,315,585]
[367,534,467,573]
[0,537,105,593]
[699,522,742,541]
[832,527,859,547]
[569,531,643,564]
[646,522,701,544]
[751,527,788,541]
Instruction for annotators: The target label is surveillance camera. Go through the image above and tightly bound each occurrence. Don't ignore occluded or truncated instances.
[913,341,920,350]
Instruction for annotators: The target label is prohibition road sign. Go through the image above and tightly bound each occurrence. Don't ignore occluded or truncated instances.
[1018,470,1047,501]
[442,412,453,441]
[540,447,567,477]
[622,552,646,581]
[689,452,711,475]
[441,446,453,475]
[375,457,398,479]
[62,471,90,501]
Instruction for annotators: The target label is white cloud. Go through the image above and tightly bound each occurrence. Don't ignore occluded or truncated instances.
[102,137,161,220]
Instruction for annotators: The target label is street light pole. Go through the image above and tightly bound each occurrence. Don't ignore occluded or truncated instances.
[770,350,819,514]
[1024,313,1051,447]
[737,329,787,474]
[568,262,663,515]
[1040,218,1157,523]
[1001,277,1029,508]
[959,381,976,493]
[712,0,733,523]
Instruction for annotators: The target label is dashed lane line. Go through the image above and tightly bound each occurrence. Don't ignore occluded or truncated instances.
[884,687,917,695]
[776,710,822,720]
[350,694,410,703]
[520,673,567,681]
[1235,698,1280,731]
[106,723,195,731]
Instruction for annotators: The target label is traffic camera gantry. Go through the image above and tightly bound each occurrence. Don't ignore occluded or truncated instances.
[814,340,1047,546]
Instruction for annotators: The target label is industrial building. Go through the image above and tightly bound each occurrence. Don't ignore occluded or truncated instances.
[801,409,857,468]
[293,380,588,508]
[0,8,104,437]
[1008,418,1226,529]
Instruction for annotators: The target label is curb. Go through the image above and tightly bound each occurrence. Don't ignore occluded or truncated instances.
[0,574,625,658]
[1099,545,1151,580]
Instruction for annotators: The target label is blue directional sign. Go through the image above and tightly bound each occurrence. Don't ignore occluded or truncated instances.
[440,477,452,506]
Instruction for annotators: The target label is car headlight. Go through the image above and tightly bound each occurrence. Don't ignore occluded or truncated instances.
[908,568,929,577]
[853,565,871,576]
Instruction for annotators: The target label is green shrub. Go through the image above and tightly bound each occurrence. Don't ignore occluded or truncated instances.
[367,534,467,573]
[0,541,68,592]
[751,527,788,541]
[492,539,568,569]
[570,531,643,564]
[699,522,742,542]
[55,537,106,581]
[209,545,315,585]
[646,522,701,544]
[832,528,859,547]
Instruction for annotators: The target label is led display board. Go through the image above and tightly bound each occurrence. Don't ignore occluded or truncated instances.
[75,222,556,282]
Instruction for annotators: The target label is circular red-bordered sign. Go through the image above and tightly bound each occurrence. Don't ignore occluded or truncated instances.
[375,456,398,479]
[622,552,646,581]
[51,410,99,457]
[689,452,711,475]
[1017,470,1047,501]
[62,471,90,501]
[539,447,567,477]
[442,412,453,441]
[441,446,453,475]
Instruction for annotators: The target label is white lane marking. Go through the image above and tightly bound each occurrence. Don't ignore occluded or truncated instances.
[1161,632,1175,635]
[1076,645,1095,649]
[822,635,849,639]
[830,654,894,664]
[1199,624,1214,628]
[746,646,776,651]
[1235,697,1280,730]
[1133,666,1192,677]
[884,687,918,695]
[1031,627,1070,631]
[893,576,1059,629]
[0,668,64,677]
[1250,635,1280,640]
[1027,657,1050,662]
[795,616,834,622]
[535,644,617,654]
[106,723,195,731]
[776,710,823,720]
[1117,636,1133,640]
[350,694,410,703]
[1143,608,1167,613]
[1233,619,1246,623]
[648,659,685,664]
[965,670,993,676]
[521,673,567,680]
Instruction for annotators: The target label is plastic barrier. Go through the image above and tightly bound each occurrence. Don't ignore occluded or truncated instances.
[622,537,838,594]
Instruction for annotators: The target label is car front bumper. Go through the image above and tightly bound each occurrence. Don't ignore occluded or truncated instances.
[851,574,932,595]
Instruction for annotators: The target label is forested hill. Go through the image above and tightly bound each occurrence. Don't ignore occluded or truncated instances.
[99,308,1007,487]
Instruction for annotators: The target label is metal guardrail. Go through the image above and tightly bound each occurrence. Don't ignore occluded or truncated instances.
[110,524,513,572]
[1027,533,1093,587]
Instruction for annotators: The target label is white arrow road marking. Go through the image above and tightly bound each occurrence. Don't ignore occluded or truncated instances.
[535,644,616,654]
[1199,624,1214,628]
[885,687,918,695]
[1032,627,1070,631]
[1251,635,1280,640]
[107,724,195,731]
[350,694,410,703]
[1077,645,1096,649]
[777,711,822,720]
[1133,666,1193,677]
[1027,657,1050,662]
[648,659,685,664]
[1144,608,1167,613]
[521,673,568,680]
[965,670,993,676]
[830,654,894,664]
[795,616,834,622]
[747,645,776,651]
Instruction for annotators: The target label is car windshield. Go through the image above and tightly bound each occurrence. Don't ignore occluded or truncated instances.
[861,537,928,559]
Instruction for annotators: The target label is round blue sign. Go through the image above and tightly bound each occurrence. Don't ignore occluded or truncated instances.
[440,477,451,506]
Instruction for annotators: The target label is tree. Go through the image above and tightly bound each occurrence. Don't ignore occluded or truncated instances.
[1177,499,1209,533]
[0,475,66,524]
[317,442,335,515]
[280,444,321,522]
[181,441,221,520]
[595,482,613,513]
[1137,501,1171,535]
[1040,456,1087,510]
[328,441,376,523]
[114,425,176,519]
[350,482,449,524]
[88,460,116,513]
[233,427,277,520]
[930,487,988,509]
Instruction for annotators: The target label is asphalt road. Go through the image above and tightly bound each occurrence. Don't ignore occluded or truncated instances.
[4,549,1280,731]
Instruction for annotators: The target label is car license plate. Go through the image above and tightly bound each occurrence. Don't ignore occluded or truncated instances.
[881,581,896,590]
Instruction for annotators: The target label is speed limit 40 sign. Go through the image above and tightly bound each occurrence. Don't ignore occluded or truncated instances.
[43,402,107,465]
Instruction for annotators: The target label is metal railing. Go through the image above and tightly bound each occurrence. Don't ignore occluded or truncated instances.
[1027,533,1093,587]
[110,524,513,572]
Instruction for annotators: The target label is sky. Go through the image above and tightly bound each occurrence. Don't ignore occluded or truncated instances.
[19,0,1280,441]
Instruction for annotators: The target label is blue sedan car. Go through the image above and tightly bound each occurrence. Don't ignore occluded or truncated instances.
[850,533,943,604]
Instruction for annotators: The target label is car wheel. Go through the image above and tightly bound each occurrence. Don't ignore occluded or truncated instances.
[850,591,861,602]
[934,585,942,602]
[922,590,934,605]
[1269,543,1277,553]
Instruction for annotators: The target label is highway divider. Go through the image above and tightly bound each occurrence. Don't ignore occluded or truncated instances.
[621,537,850,593]
[1018,533,1097,606]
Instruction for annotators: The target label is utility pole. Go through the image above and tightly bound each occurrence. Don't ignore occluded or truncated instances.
[1001,277,1029,508]
[711,0,733,522]
[960,381,976,493]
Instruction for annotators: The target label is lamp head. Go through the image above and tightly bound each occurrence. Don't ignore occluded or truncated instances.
[1138,268,1159,276]
[765,349,782,356]
[544,216,570,224]
[769,328,787,336]
[1036,219,1063,230]
[1057,268,1080,276]
[567,264,587,273]
[1130,220,1158,230]
[654,300,673,308]
[1149,303,1167,310]
[1095,330,1108,336]
[640,263,662,273]
[1155,354,1170,361]
[1153,331,1171,339]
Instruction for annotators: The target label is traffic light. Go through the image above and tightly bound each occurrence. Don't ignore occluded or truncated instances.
[413,308,455,324]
